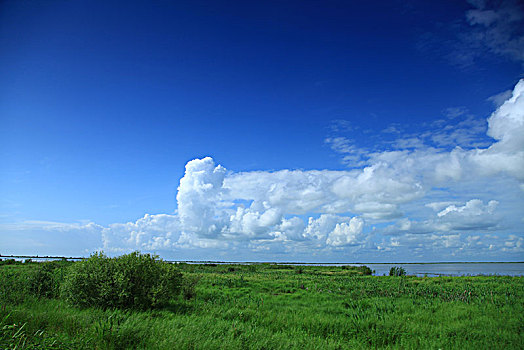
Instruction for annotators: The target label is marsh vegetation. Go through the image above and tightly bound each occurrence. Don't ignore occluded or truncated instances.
[1,254,522,349]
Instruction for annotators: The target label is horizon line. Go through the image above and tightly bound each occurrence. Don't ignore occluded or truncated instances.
[1,255,523,264]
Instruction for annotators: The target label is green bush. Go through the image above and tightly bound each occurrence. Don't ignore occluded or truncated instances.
[0,259,18,266]
[0,269,29,304]
[389,266,406,276]
[29,261,68,298]
[357,265,373,275]
[61,252,182,310]
[246,264,258,273]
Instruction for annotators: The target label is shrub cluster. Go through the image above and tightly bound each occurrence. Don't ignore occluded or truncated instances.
[0,269,28,304]
[356,265,373,275]
[61,252,182,309]
[0,259,19,266]
[389,266,406,276]
[29,260,70,298]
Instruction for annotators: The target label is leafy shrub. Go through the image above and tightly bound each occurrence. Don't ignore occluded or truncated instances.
[61,252,182,309]
[341,265,372,275]
[0,269,29,304]
[357,265,373,275]
[0,259,17,266]
[60,252,115,308]
[29,261,68,298]
[389,266,406,276]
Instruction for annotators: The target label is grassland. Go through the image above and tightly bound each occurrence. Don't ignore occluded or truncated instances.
[1,259,523,349]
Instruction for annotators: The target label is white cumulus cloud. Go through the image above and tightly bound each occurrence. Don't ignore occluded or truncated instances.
[102,214,180,252]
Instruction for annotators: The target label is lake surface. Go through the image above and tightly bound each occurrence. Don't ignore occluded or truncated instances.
[363,262,524,277]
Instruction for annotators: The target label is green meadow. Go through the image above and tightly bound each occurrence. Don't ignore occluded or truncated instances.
[1,255,522,349]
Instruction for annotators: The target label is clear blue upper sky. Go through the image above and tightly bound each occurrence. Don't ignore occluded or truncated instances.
[1,0,523,262]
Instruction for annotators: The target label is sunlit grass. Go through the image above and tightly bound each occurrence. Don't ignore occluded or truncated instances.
[1,261,523,349]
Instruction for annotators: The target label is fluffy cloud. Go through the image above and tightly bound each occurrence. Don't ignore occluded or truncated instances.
[176,157,228,237]
[436,199,498,218]
[173,158,368,248]
[224,165,421,221]
[385,199,500,235]
[326,217,364,247]
[102,214,180,252]
[481,79,524,157]
[468,94,524,181]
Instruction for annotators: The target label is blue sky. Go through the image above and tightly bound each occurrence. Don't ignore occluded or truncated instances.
[1,0,523,262]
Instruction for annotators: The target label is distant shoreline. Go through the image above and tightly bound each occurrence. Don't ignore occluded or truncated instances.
[1,255,522,264]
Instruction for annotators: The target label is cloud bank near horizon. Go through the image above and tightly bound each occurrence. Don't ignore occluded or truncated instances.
[4,79,522,261]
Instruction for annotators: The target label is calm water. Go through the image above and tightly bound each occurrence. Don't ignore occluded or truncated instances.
[363,263,524,277]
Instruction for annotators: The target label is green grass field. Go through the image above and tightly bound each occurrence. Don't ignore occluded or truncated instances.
[1,258,523,349]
